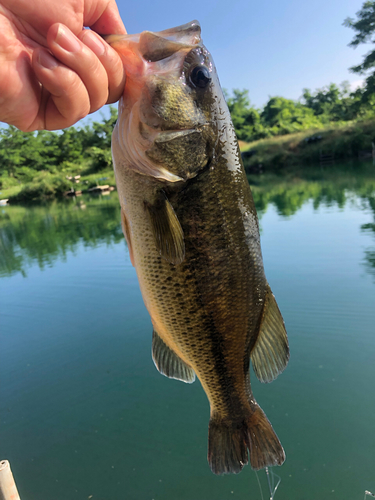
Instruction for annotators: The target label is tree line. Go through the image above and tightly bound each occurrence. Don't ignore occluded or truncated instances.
[226,82,375,143]
[227,1,375,142]
[0,107,117,191]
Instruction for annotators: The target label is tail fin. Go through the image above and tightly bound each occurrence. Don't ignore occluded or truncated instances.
[208,405,285,475]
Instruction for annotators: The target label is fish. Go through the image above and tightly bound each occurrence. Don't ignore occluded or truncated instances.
[106,20,289,475]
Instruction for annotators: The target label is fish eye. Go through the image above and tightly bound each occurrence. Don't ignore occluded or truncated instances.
[189,65,211,89]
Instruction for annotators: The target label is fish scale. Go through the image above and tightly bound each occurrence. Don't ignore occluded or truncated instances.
[108,20,289,475]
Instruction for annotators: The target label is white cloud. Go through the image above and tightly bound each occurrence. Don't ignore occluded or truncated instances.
[350,79,365,91]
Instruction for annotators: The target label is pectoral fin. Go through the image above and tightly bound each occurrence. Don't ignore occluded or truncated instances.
[152,329,195,383]
[250,284,289,383]
[121,208,135,267]
[145,192,185,265]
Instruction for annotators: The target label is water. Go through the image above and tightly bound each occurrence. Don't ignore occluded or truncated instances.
[1,162,375,500]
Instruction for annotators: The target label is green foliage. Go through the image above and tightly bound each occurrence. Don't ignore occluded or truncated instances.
[301,83,361,121]
[224,76,375,144]
[224,90,326,142]
[90,106,118,150]
[344,1,375,99]
[86,147,113,172]
[261,96,323,134]
[0,127,59,178]
[0,107,118,200]
[11,172,72,202]
[241,119,375,172]
[224,89,265,141]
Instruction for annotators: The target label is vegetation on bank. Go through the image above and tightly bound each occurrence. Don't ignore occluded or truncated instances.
[0,108,117,202]
[1,1,375,202]
[241,118,375,172]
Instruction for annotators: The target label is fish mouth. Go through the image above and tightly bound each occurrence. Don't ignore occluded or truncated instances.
[105,20,201,64]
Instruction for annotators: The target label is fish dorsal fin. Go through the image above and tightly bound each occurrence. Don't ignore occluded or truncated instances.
[145,192,185,265]
[251,284,289,383]
[121,208,135,267]
[156,20,201,44]
[152,329,196,383]
[139,31,191,62]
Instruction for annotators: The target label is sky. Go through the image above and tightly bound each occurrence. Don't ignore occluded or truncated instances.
[112,0,368,108]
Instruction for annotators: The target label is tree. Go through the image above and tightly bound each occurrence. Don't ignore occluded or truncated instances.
[224,89,265,142]
[344,1,375,99]
[302,82,361,121]
[261,97,323,135]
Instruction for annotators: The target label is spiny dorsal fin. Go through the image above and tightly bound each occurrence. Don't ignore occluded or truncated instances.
[152,329,195,384]
[139,31,191,62]
[145,192,185,265]
[250,284,289,383]
[156,20,201,44]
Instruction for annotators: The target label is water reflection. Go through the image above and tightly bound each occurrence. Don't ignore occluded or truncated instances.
[250,161,375,217]
[0,195,122,277]
[1,161,375,278]
[361,194,375,279]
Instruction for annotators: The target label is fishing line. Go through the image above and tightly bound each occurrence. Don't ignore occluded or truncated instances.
[254,467,281,500]
[265,467,281,500]
[254,470,264,500]
[254,468,281,500]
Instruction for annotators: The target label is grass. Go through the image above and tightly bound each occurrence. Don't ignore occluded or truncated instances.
[0,184,23,200]
[240,118,375,172]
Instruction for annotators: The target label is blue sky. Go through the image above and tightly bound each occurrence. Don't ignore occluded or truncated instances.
[111,0,368,109]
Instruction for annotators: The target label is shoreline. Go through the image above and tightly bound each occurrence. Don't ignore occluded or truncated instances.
[1,118,375,204]
[240,118,375,173]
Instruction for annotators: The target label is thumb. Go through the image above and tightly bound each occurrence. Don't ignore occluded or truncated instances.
[83,0,126,35]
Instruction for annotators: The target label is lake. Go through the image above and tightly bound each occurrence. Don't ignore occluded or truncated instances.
[1,161,375,500]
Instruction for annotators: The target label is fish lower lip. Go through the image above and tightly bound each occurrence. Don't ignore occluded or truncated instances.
[155,129,198,143]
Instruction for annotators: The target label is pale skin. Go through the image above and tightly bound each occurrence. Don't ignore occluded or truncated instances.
[0,0,127,131]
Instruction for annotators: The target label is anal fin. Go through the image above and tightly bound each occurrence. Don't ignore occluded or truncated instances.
[251,284,289,383]
[121,208,135,267]
[145,191,185,265]
[152,329,195,383]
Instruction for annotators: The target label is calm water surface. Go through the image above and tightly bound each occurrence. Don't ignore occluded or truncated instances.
[1,163,375,500]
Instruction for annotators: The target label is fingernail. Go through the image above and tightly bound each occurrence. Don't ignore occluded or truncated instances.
[38,50,58,69]
[82,30,106,57]
[56,25,81,53]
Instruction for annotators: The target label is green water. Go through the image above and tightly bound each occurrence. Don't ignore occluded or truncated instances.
[1,162,375,500]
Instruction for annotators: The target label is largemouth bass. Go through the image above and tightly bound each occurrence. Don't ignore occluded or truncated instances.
[107,21,289,475]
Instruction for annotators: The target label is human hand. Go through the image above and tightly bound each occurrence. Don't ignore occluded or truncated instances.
[0,0,126,131]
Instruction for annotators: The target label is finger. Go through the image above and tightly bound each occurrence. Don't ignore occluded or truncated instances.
[78,29,125,104]
[84,0,127,35]
[32,47,91,130]
[47,23,109,113]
